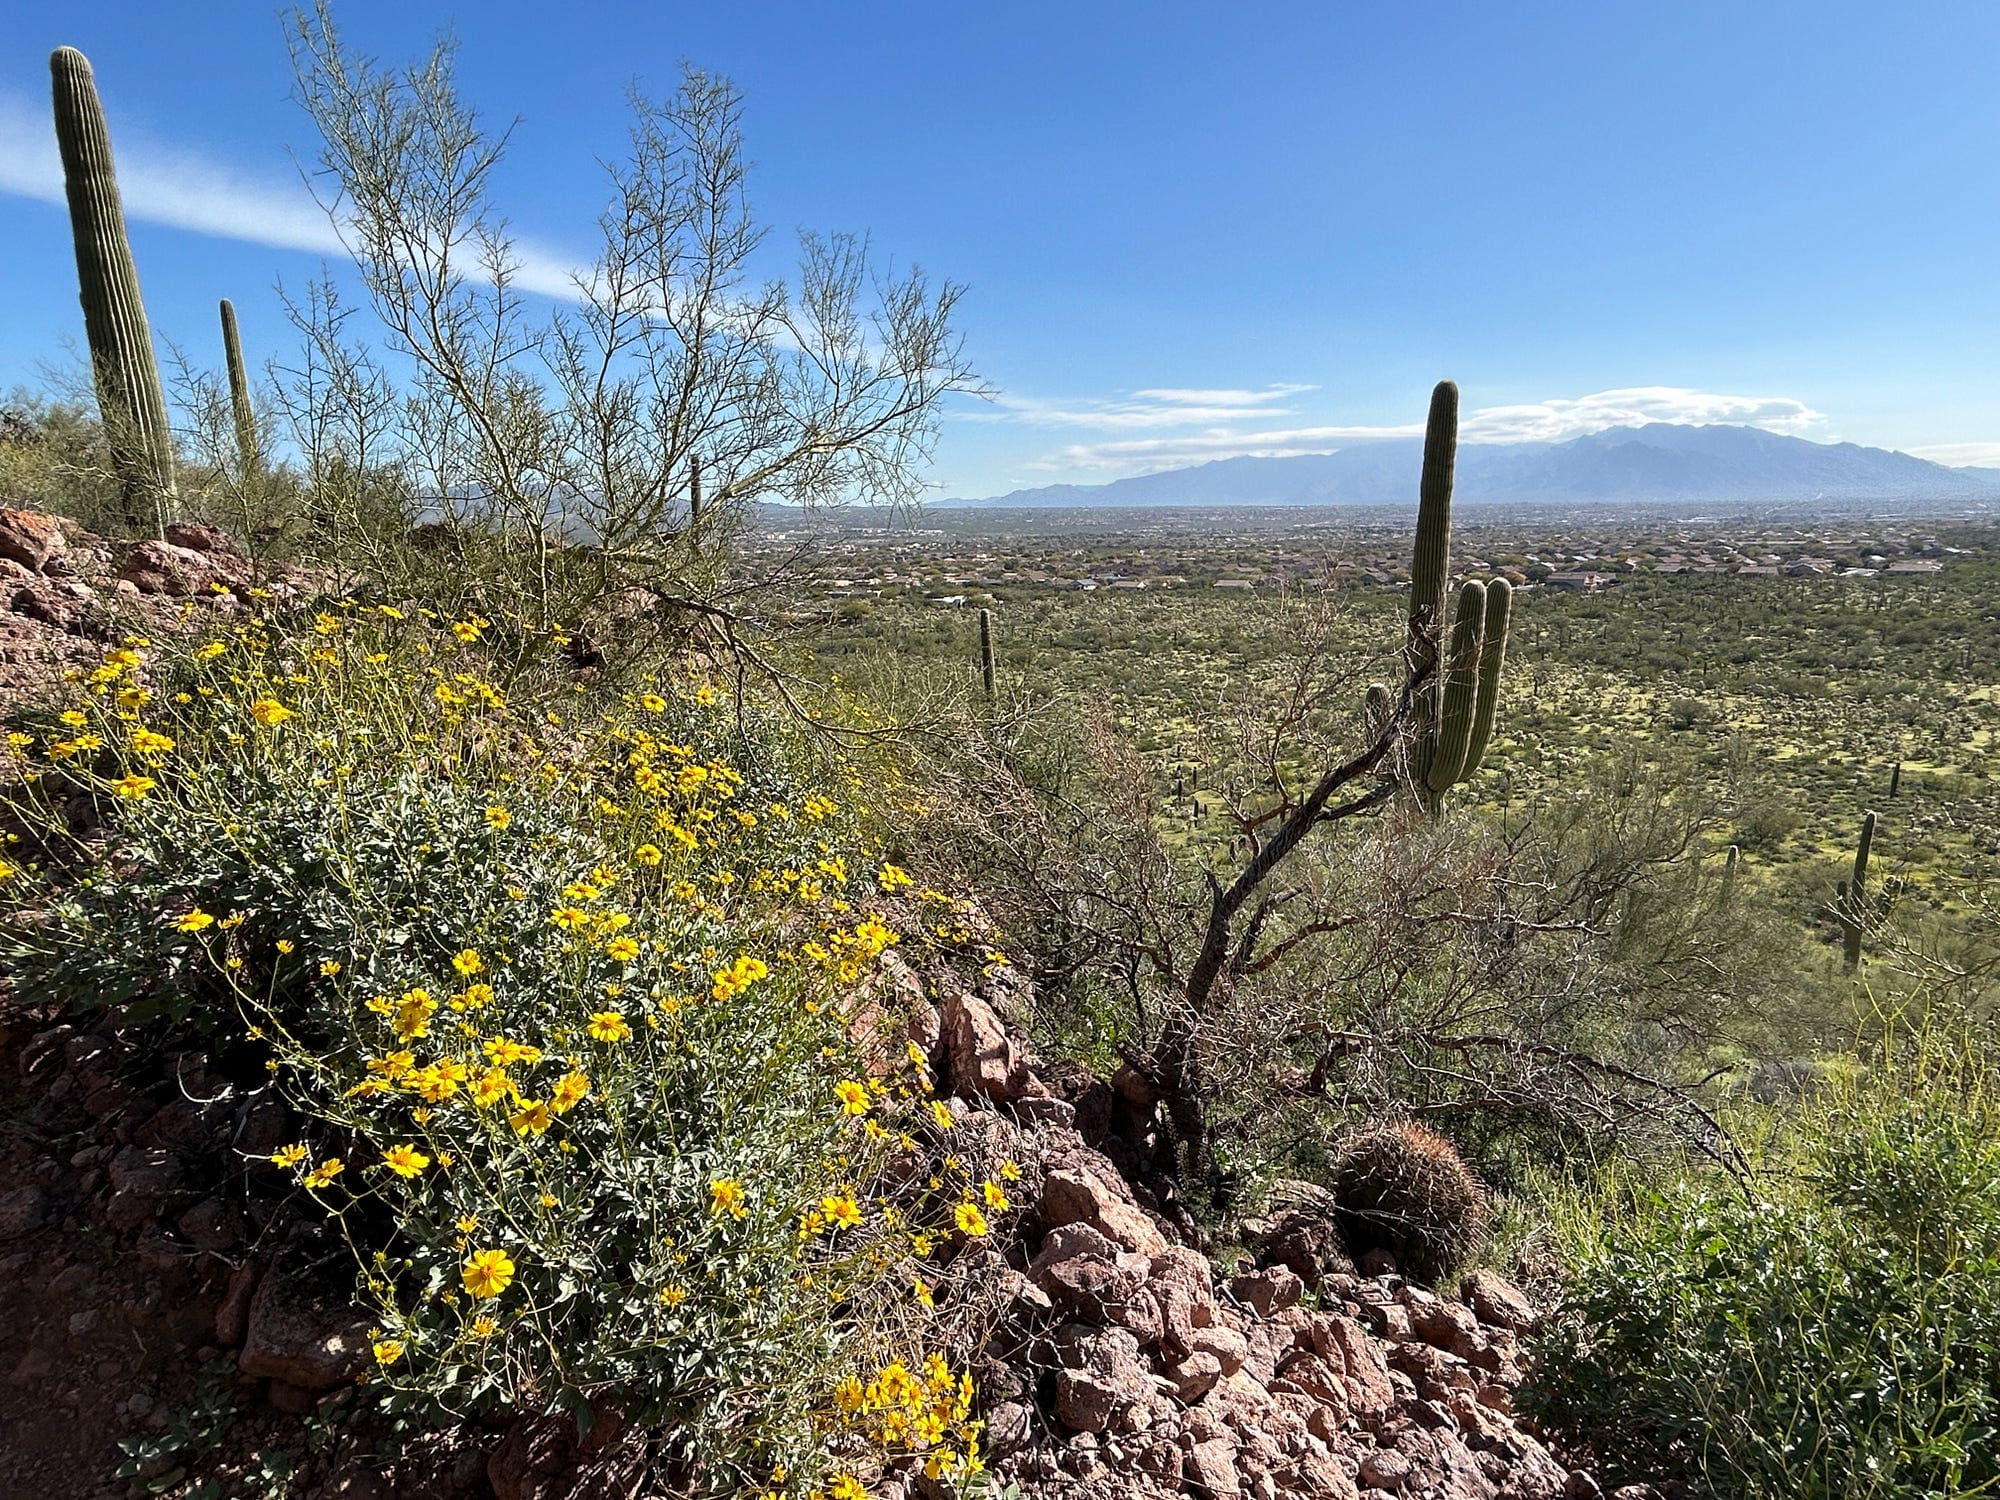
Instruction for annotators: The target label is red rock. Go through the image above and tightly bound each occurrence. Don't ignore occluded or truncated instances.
[214,1262,259,1346]
[1053,1328,1153,1433]
[1185,1434,1243,1499]
[1462,1269,1539,1332]
[237,1267,372,1389]
[1231,1265,1304,1318]
[1043,1167,1168,1256]
[1321,1316,1397,1424]
[940,984,1034,1103]
[116,539,246,597]
[0,509,65,573]
[163,521,244,558]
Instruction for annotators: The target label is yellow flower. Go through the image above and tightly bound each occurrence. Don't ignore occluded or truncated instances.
[382,1144,431,1178]
[658,1284,687,1307]
[913,1276,935,1308]
[1000,1158,1021,1182]
[455,1214,481,1234]
[248,697,294,727]
[954,1201,989,1237]
[470,1068,512,1108]
[632,843,664,867]
[175,909,216,933]
[129,727,175,757]
[320,959,343,977]
[372,1339,404,1367]
[508,1100,553,1137]
[470,1315,498,1339]
[392,988,439,1039]
[451,948,484,976]
[550,1071,590,1114]
[58,710,88,727]
[640,693,667,714]
[549,906,589,931]
[194,641,227,660]
[484,805,512,831]
[829,1474,868,1500]
[112,774,155,800]
[461,1248,516,1300]
[276,939,295,955]
[269,1143,308,1169]
[483,1037,542,1067]
[451,620,483,642]
[303,1158,346,1190]
[982,1180,1010,1212]
[709,1178,749,1220]
[834,1079,870,1117]
[605,935,640,963]
[928,1099,954,1132]
[586,1011,631,1044]
[821,1192,863,1230]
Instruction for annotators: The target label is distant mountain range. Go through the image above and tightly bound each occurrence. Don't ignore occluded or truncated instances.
[949,425,2000,509]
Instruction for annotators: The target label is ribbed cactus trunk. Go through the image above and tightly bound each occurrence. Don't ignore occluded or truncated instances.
[51,47,175,538]
[1404,381,1458,809]
[220,298,259,477]
[978,607,996,701]
[1841,810,1877,972]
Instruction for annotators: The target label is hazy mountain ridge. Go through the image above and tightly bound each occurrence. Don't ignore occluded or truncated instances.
[951,424,2000,508]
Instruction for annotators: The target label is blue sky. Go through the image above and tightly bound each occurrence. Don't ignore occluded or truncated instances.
[3,1,1998,498]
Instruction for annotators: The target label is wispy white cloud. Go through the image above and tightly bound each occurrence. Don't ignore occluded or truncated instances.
[0,89,585,301]
[1459,386,1824,443]
[1014,384,1832,474]
[976,382,1318,430]
[1905,441,2000,469]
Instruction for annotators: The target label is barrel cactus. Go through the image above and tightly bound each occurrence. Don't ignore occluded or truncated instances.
[1331,1121,1490,1285]
[51,46,176,536]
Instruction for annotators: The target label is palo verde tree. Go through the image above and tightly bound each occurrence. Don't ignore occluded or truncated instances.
[278,3,980,662]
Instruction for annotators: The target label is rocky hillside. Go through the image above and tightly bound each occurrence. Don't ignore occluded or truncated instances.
[0,507,1654,1500]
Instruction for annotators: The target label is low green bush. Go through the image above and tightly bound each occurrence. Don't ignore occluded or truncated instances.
[1,606,998,1497]
[1526,1037,2000,1499]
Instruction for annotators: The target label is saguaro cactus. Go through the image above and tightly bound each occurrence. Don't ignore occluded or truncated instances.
[219,298,259,476]
[51,47,176,536]
[978,607,997,700]
[1841,809,1877,972]
[1372,381,1512,815]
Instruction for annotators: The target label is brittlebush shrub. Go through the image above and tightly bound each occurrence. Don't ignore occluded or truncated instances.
[1525,1036,2000,1499]
[0,606,1009,1498]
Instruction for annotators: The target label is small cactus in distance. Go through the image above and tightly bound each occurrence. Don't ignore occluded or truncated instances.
[51,46,176,537]
[1369,381,1513,814]
[978,607,996,700]
[1331,1121,1491,1286]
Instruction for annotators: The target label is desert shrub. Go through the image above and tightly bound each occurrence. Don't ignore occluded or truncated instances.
[0,609,998,1495]
[1330,1122,1491,1285]
[1526,1036,2000,1499]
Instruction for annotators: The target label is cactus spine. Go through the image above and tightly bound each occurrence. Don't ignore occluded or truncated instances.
[51,47,175,537]
[1374,381,1512,815]
[1841,810,1876,972]
[978,607,996,700]
[219,298,259,477]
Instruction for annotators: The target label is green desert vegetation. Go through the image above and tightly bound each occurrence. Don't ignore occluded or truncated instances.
[1,15,1998,1500]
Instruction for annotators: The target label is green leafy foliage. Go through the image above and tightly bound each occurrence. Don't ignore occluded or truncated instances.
[1526,1040,2000,1498]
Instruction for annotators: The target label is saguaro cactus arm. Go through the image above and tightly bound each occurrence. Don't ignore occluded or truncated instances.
[1462,576,1513,777]
[1427,581,1488,796]
[51,46,176,536]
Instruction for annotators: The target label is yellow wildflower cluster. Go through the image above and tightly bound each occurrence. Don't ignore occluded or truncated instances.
[830,1354,982,1480]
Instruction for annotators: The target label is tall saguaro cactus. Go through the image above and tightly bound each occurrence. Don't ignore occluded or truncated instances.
[1375,381,1513,815]
[1841,809,1877,973]
[219,298,259,477]
[51,47,176,536]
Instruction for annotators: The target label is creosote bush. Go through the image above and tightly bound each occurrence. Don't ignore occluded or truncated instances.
[0,608,1008,1498]
[1330,1121,1491,1286]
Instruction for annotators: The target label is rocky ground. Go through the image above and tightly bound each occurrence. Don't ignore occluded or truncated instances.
[0,506,1652,1500]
